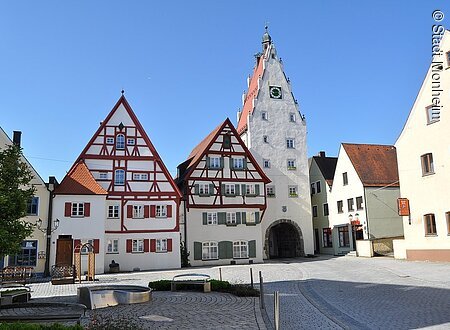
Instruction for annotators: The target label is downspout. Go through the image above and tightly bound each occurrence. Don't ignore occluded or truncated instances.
[363,186,370,239]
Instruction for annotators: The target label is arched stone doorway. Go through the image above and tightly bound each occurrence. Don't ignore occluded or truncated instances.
[265,219,304,258]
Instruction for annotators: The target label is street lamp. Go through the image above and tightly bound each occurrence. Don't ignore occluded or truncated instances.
[36,218,60,233]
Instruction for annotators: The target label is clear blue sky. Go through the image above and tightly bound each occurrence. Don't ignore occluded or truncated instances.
[1,1,449,182]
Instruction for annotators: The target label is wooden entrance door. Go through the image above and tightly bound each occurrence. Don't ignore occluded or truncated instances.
[56,236,73,266]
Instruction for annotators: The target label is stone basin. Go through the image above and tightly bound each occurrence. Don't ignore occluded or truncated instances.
[77,285,152,309]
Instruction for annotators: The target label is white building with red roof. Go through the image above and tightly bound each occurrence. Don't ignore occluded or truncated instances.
[50,95,181,273]
[176,118,270,266]
[237,28,313,258]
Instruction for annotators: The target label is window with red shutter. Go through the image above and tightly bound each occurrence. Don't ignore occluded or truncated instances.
[150,239,156,252]
[167,205,172,217]
[65,202,71,217]
[126,239,132,253]
[84,203,91,217]
[93,239,99,253]
[144,239,150,252]
[167,238,173,252]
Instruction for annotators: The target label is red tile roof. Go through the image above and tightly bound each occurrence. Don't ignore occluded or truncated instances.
[237,54,265,134]
[342,144,399,187]
[55,160,107,195]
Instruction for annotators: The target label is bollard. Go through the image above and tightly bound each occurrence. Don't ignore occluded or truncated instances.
[250,268,254,288]
[219,267,222,281]
[259,271,265,310]
[274,291,280,330]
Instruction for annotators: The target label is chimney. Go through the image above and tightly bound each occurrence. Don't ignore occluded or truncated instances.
[318,151,326,157]
[13,131,22,147]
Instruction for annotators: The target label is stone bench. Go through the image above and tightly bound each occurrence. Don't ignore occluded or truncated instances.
[171,273,211,293]
[0,284,31,306]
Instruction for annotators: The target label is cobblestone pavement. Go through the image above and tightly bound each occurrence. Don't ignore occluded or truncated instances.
[3,256,450,329]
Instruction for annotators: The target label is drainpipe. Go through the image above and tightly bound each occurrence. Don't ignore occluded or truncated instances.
[363,187,370,239]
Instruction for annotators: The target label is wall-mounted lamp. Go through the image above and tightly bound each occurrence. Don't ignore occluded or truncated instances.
[36,218,60,234]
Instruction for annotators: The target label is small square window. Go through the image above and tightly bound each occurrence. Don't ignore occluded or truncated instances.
[226,212,237,225]
[261,111,268,120]
[224,184,236,196]
[156,238,167,252]
[421,153,434,176]
[207,212,218,225]
[107,239,119,253]
[72,203,84,217]
[156,205,167,218]
[132,239,144,253]
[287,159,296,170]
[263,135,269,143]
[263,159,270,168]
[209,157,221,169]
[198,183,210,196]
[108,205,119,218]
[286,138,295,149]
[232,158,245,169]
[267,186,275,197]
[99,172,108,180]
[106,137,114,144]
[133,205,144,219]
[289,113,296,122]
[26,197,39,215]
[127,138,135,145]
[288,186,298,197]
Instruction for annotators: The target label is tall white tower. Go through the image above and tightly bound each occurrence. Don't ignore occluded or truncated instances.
[237,28,313,258]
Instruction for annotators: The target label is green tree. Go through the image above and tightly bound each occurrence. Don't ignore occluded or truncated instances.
[0,144,35,257]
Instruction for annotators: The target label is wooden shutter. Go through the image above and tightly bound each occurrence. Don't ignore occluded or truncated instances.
[226,241,233,259]
[84,203,90,217]
[74,239,81,249]
[221,184,225,195]
[144,205,150,218]
[236,212,241,225]
[126,239,132,253]
[150,205,156,218]
[167,239,173,252]
[150,239,156,252]
[209,184,214,196]
[206,157,210,169]
[202,213,208,225]
[243,158,247,169]
[194,184,199,195]
[241,184,246,196]
[194,242,202,260]
[219,157,224,169]
[65,202,71,217]
[127,205,133,218]
[229,157,233,169]
[241,212,247,224]
[255,212,260,224]
[255,184,260,196]
[248,240,256,258]
[235,184,240,196]
[167,205,172,217]
[218,212,226,225]
[218,241,227,259]
[93,239,99,253]
[144,239,150,252]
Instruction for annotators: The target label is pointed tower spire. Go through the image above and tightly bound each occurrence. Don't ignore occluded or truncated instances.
[262,25,272,52]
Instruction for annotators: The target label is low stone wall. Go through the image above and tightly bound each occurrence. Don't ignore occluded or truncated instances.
[372,236,403,256]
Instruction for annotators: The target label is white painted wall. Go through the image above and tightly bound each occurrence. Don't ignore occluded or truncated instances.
[395,30,450,257]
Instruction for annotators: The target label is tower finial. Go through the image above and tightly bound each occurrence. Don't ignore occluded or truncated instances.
[121,89,125,96]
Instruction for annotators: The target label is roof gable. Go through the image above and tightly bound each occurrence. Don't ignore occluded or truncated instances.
[342,143,399,187]
[312,156,338,187]
[178,118,270,183]
[55,160,107,195]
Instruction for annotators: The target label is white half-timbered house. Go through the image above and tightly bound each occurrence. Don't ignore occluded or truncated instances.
[176,118,270,266]
[51,95,182,273]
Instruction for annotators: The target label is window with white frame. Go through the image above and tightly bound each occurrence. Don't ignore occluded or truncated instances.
[202,241,218,260]
[199,183,210,195]
[288,186,298,197]
[263,135,269,143]
[116,134,125,149]
[424,213,436,236]
[71,203,84,217]
[106,137,114,144]
[209,157,221,169]
[267,186,275,197]
[289,113,296,122]
[226,212,237,225]
[312,205,318,217]
[421,153,434,176]
[81,239,94,254]
[114,169,125,185]
[156,238,167,252]
[107,239,119,253]
[133,173,148,181]
[426,105,440,124]
[261,111,268,120]
[287,159,296,170]
[132,239,144,253]
[224,184,235,196]
[246,184,256,195]
[207,212,218,225]
[263,159,270,168]
[133,205,144,218]
[233,158,244,169]
[127,138,135,145]
[26,197,39,215]
[8,240,37,266]
[108,205,119,218]
[233,241,248,258]
[247,211,257,223]
[99,172,108,180]
[156,205,167,218]
[286,138,295,149]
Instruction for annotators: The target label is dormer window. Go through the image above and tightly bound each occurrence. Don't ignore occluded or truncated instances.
[116,134,125,149]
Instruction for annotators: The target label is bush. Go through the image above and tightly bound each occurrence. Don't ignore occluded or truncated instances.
[0,324,82,330]
[209,279,232,291]
[148,279,171,291]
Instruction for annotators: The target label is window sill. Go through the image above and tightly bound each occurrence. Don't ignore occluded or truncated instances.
[425,234,438,237]
[131,251,144,254]
[106,252,119,254]
[198,194,212,197]
[427,120,440,125]
[156,250,168,253]
[202,258,219,261]
[226,223,237,226]
[289,195,298,198]
[246,223,257,226]
[267,195,276,198]
[156,216,168,219]
[287,167,297,170]
[422,172,435,177]
[70,216,85,218]
[107,217,120,220]
[233,257,249,260]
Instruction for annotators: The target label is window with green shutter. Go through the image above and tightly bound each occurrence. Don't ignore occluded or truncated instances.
[248,240,256,258]
[218,212,226,225]
[218,241,233,259]
[194,242,202,260]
